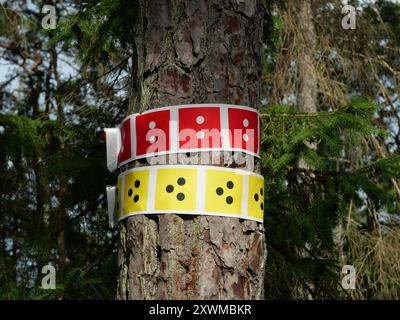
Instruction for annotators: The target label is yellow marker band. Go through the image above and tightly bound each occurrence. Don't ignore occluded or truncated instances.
[115,165,264,223]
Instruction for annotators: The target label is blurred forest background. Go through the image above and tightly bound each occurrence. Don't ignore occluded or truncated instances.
[0,0,400,299]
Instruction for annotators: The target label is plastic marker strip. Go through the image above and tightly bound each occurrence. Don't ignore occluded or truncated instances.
[104,104,261,172]
[111,165,264,224]
[106,186,117,228]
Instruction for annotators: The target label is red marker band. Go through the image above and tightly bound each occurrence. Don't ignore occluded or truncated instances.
[104,104,261,172]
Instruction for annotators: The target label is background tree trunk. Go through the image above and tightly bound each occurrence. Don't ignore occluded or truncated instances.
[296,0,317,113]
[117,0,266,299]
[296,1,318,172]
[295,1,318,299]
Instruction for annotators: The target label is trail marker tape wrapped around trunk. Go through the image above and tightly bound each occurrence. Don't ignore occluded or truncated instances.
[104,104,261,171]
[108,165,264,224]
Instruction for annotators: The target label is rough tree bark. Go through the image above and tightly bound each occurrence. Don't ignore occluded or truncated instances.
[297,0,317,113]
[117,0,266,299]
[295,1,318,299]
[296,1,318,174]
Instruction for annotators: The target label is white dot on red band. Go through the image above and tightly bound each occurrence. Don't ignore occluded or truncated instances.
[149,135,156,143]
[243,119,249,127]
[196,116,205,125]
[243,134,249,142]
[149,121,156,129]
[197,131,205,139]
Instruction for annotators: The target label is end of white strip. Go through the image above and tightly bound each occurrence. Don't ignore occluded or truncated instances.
[104,128,121,172]
[220,106,230,150]
[170,107,179,154]
[106,186,117,228]
[241,173,249,219]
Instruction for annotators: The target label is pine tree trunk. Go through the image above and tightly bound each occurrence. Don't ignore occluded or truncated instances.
[295,1,318,299]
[297,0,317,113]
[117,0,266,299]
[296,1,318,173]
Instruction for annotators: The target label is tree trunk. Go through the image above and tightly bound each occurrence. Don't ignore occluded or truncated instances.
[117,0,266,299]
[295,1,318,299]
[297,0,317,113]
[296,1,318,172]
